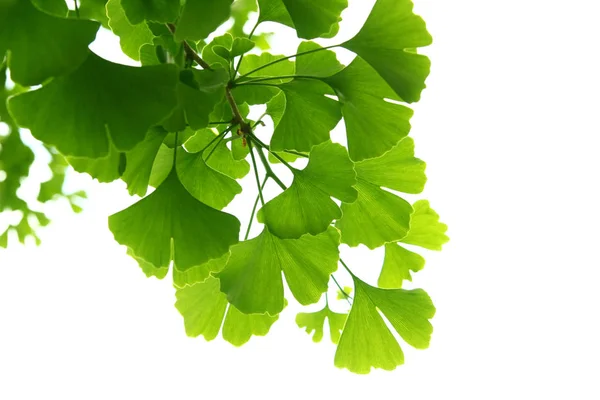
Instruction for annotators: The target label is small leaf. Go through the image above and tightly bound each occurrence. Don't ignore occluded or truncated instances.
[234,52,295,104]
[0,0,99,85]
[342,0,432,103]
[401,200,449,250]
[334,277,435,373]
[230,37,255,57]
[378,243,425,288]
[218,227,340,315]
[296,305,347,344]
[176,0,234,41]
[259,141,357,239]
[175,277,280,346]
[9,53,179,158]
[336,286,352,300]
[109,169,240,271]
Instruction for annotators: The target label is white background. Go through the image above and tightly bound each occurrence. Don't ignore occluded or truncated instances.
[1,0,600,398]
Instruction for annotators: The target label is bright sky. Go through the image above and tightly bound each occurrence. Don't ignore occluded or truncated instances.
[1,0,600,398]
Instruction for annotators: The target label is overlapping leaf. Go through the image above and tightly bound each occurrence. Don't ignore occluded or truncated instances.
[120,0,180,24]
[336,137,425,249]
[218,227,340,315]
[177,0,234,41]
[257,0,348,39]
[326,57,414,161]
[107,0,154,61]
[109,169,240,271]
[176,277,280,346]
[9,52,178,158]
[335,276,435,373]
[259,141,357,239]
[0,0,99,85]
[342,0,432,103]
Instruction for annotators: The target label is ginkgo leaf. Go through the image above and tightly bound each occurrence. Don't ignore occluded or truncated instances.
[127,248,169,279]
[218,227,340,315]
[0,0,99,86]
[162,68,229,132]
[269,79,342,152]
[401,200,450,250]
[296,305,347,344]
[77,0,110,26]
[378,243,425,288]
[354,137,426,194]
[335,276,435,373]
[235,52,295,104]
[177,150,242,210]
[173,253,230,289]
[337,286,352,300]
[120,0,180,24]
[175,277,280,346]
[295,42,344,78]
[230,37,255,58]
[202,33,234,69]
[184,129,250,180]
[257,0,348,39]
[109,169,240,271]
[259,141,357,239]
[107,0,154,61]
[8,52,178,158]
[326,57,414,161]
[336,137,425,248]
[121,128,168,196]
[67,144,123,183]
[341,0,432,103]
[176,0,234,41]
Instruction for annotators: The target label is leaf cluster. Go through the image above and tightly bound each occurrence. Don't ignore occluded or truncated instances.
[0,0,449,374]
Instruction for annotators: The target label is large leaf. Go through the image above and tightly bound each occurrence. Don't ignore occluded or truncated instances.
[269,79,342,152]
[326,57,414,161]
[257,0,348,39]
[0,0,99,85]
[295,41,344,78]
[108,169,240,271]
[9,53,178,158]
[107,0,154,61]
[218,227,340,315]
[120,0,180,24]
[342,0,432,103]
[335,277,435,373]
[259,141,357,239]
[176,277,280,346]
[176,0,234,41]
[336,137,424,248]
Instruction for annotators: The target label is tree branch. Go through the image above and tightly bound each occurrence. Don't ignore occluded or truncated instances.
[166,24,212,70]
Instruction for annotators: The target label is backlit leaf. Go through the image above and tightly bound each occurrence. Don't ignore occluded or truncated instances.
[296,305,347,344]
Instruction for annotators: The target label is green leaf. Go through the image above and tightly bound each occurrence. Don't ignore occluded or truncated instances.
[218,226,340,315]
[257,0,348,39]
[162,68,229,132]
[402,200,449,249]
[295,41,344,78]
[0,0,99,85]
[77,0,110,26]
[175,277,280,346]
[354,137,426,194]
[30,0,67,16]
[234,52,295,104]
[176,0,234,41]
[108,169,240,271]
[326,57,414,161]
[173,252,230,289]
[202,33,234,69]
[296,305,347,344]
[120,0,180,24]
[230,37,255,58]
[127,248,169,279]
[337,286,352,300]
[121,128,168,196]
[269,79,342,152]
[107,0,154,61]
[341,0,432,103]
[8,53,179,158]
[378,243,425,288]
[334,276,435,373]
[184,129,250,180]
[259,141,357,239]
[67,145,123,183]
[176,150,242,210]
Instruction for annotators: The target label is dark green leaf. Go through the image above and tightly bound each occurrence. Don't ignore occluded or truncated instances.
[120,0,180,24]
[176,0,234,41]
[107,0,154,61]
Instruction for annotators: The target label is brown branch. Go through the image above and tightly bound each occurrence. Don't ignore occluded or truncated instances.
[166,24,212,70]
